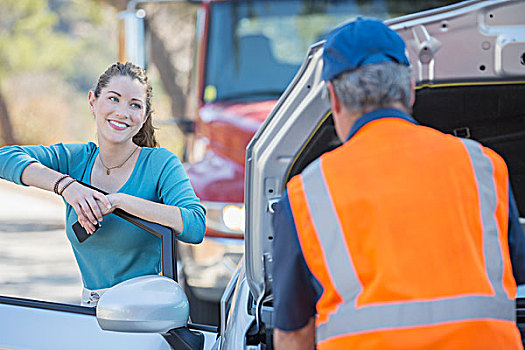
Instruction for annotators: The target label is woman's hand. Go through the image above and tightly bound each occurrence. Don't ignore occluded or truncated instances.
[61,181,113,234]
[105,193,123,210]
[100,193,123,216]
[93,192,186,238]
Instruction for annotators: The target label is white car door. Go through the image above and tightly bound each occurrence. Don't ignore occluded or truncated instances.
[0,183,216,349]
[0,301,170,350]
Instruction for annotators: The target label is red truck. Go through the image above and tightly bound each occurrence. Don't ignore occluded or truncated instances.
[120,0,459,325]
[178,0,368,325]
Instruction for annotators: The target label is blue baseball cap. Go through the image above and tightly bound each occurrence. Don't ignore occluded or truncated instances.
[322,18,410,81]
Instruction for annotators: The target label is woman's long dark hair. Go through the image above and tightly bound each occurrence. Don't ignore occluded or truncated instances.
[93,62,158,148]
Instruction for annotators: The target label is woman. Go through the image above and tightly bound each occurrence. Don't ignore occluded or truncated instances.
[0,62,206,306]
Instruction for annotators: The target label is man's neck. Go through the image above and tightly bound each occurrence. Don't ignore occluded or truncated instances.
[359,102,410,116]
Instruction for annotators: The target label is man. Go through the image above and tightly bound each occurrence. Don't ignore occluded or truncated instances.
[272,18,525,349]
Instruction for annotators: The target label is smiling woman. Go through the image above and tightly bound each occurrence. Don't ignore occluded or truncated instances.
[0,62,206,306]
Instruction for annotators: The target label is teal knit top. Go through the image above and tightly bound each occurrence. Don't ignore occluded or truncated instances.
[0,142,206,289]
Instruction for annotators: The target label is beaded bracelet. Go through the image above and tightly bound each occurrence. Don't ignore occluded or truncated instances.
[58,178,76,196]
[53,175,69,195]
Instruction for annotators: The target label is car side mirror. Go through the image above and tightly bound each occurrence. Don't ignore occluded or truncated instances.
[97,275,205,349]
[96,275,188,333]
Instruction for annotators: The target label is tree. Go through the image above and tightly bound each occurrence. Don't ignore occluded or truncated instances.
[99,0,197,119]
[146,3,197,118]
[0,0,78,145]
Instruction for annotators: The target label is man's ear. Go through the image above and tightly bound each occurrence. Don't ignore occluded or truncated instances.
[409,77,416,108]
[326,81,342,115]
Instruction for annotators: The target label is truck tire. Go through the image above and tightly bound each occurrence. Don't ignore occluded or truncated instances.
[184,280,220,326]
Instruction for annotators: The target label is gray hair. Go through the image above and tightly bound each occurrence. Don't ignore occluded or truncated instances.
[330,62,412,115]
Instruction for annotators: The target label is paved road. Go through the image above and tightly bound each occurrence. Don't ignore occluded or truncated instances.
[0,180,82,304]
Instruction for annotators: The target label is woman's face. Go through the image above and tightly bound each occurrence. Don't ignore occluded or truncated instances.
[89,75,148,146]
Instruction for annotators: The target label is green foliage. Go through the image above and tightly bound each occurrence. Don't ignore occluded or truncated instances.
[0,0,79,79]
[0,0,118,145]
[48,0,118,91]
[0,0,117,88]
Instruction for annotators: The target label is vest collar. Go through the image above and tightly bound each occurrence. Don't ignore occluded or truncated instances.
[345,108,418,142]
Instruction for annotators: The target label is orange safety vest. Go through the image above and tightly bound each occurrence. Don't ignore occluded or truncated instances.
[287,117,522,349]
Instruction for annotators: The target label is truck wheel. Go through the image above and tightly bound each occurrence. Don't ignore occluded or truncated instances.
[184,281,220,326]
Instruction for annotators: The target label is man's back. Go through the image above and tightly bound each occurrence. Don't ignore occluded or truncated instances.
[287,113,521,349]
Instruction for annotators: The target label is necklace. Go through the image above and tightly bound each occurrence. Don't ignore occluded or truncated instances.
[99,146,139,175]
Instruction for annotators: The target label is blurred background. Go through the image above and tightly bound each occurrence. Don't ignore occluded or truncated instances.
[0,0,196,155]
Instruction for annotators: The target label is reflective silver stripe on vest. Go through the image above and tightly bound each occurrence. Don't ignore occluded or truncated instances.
[301,158,361,301]
[300,150,514,344]
[460,138,506,298]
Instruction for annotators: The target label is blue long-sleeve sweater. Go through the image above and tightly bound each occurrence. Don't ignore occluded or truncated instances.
[0,142,206,289]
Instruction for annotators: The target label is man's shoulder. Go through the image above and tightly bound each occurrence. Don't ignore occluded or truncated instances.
[459,137,508,171]
[287,157,324,193]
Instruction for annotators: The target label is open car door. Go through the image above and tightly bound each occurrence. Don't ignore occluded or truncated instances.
[0,183,217,350]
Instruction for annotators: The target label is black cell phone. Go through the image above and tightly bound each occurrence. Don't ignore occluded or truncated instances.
[72,221,101,243]
[70,181,106,243]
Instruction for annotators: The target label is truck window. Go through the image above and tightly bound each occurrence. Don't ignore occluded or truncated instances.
[203,0,460,103]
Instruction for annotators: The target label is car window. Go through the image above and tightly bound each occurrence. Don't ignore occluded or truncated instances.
[0,181,82,304]
[204,0,461,103]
